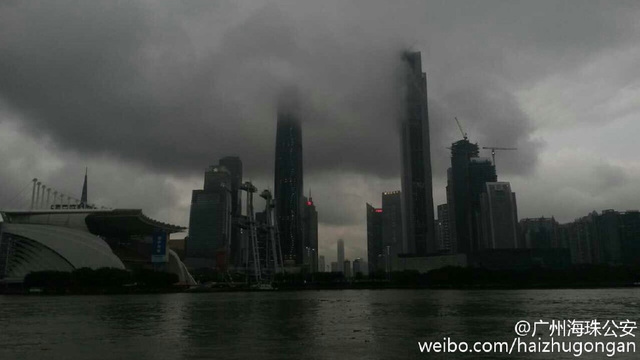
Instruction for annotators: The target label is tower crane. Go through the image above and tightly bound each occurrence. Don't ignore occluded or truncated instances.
[454,117,468,140]
[482,146,517,168]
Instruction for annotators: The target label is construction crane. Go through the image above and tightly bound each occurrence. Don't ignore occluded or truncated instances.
[239,181,262,285]
[454,117,468,140]
[260,189,284,277]
[482,146,517,167]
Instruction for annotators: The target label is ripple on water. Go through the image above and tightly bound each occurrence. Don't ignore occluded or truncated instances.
[0,289,638,359]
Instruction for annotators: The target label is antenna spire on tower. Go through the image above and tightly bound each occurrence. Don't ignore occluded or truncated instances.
[80,167,88,207]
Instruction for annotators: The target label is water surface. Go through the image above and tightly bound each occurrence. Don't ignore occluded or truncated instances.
[1,289,638,359]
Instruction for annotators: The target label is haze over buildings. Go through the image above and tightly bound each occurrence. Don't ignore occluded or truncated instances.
[1,1,640,265]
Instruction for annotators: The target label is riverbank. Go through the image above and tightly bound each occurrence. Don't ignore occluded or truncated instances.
[3,264,639,295]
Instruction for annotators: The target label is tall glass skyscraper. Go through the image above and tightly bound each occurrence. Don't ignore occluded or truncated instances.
[469,157,497,251]
[400,51,435,255]
[218,156,243,267]
[480,182,519,249]
[447,139,479,254]
[274,100,304,266]
[366,204,383,273]
[337,239,345,272]
[382,191,403,261]
[186,165,232,269]
[447,140,498,254]
[302,195,318,272]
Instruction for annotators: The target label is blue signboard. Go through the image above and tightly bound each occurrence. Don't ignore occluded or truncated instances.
[151,231,167,263]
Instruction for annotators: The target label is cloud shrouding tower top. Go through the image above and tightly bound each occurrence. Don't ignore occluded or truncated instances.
[3,0,613,179]
[2,0,640,251]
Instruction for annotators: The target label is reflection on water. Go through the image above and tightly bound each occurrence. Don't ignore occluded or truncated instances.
[0,289,638,359]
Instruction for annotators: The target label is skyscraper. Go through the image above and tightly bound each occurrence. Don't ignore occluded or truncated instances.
[274,97,303,266]
[400,51,435,256]
[382,191,403,258]
[468,157,497,251]
[343,259,352,278]
[352,258,363,276]
[436,204,451,253]
[520,216,559,250]
[447,139,480,254]
[366,203,383,273]
[597,210,622,265]
[318,255,325,273]
[613,211,640,266]
[218,157,242,214]
[218,156,243,268]
[337,239,345,273]
[302,195,318,272]
[255,210,270,271]
[186,165,232,269]
[479,182,519,250]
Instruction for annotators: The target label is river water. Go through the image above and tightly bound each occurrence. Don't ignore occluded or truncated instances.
[1,289,638,359]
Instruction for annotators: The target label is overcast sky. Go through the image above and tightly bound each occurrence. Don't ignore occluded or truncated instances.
[1,0,640,264]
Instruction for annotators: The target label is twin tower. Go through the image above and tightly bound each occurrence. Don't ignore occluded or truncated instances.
[276,50,437,267]
[186,51,434,271]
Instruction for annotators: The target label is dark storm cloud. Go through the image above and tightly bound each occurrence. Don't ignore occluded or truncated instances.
[2,0,640,236]
[0,0,406,179]
[433,85,542,176]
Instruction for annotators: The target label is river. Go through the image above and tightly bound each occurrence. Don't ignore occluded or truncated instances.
[1,289,638,359]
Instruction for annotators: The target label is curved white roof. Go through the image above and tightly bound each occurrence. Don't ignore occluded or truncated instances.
[2,223,125,272]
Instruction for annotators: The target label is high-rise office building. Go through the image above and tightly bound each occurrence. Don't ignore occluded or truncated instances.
[479,182,519,250]
[615,210,640,266]
[597,210,622,265]
[520,217,560,250]
[318,255,325,273]
[366,204,384,274]
[302,195,318,272]
[218,157,242,213]
[186,165,233,269]
[436,204,451,253]
[382,191,403,258]
[274,97,304,266]
[254,210,270,271]
[447,139,480,254]
[337,239,345,272]
[399,51,435,256]
[360,261,369,276]
[203,164,232,192]
[343,260,352,278]
[520,210,639,266]
[330,261,338,272]
[469,157,497,251]
[556,210,640,266]
[352,258,363,276]
[558,213,596,265]
[218,156,243,268]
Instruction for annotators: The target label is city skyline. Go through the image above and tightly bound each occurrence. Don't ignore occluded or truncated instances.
[1,1,640,265]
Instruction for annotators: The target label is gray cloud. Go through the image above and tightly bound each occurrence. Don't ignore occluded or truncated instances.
[2,0,640,260]
[0,0,574,180]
